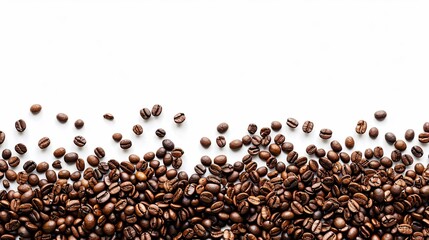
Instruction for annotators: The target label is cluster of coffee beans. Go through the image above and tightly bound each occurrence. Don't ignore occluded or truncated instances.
[1,106,429,240]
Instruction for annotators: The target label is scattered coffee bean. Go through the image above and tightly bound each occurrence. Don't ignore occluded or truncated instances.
[286,117,299,128]
[1,149,11,160]
[270,121,282,131]
[38,137,50,149]
[355,120,367,134]
[15,119,26,132]
[30,104,42,114]
[424,122,429,132]
[132,124,143,135]
[217,122,229,133]
[302,120,314,133]
[73,135,87,147]
[247,123,257,134]
[140,107,151,119]
[200,137,211,148]
[418,132,429,143]
[229,139,243,150]
[112,132,123,142]
[174,113,186,123]
[319,128,332,139]
[14,143,27,155]
[74,119,84,129]
[120,139,132,149]
[374,110,387,120]
[56,113,68,123]
[405,129,415,141]
[411,145,424,158]
[0,131,5,145]
[216,136,226,148]
[394,140,407,151]
[155,128,166,137]
[385,132,396,144]
[103,113,114,120]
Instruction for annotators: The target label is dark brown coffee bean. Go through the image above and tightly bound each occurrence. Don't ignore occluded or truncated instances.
[2,149,11,160]
[93,147,105,158]
[405,129,415,141]
[229,139,243,150]
[120,139,132,149]
[200,137,211,148]
[2,179,9,188]
[174,113,186,123]
[15,119,26,132]
[306,144,317,155]
[194,164,206,175]
[8,156,20,167]
[150,104,162,116]
[37,137,50,149]
[271,121,282,131]
[30,104,42,114]
[56,113,68,123]
[401,154,413,166]
[424,122,429,132]
[132,124,143,135]
[418,132,429,143]
[87,155,100,167]
[64,152,78,163]
[103,113,114,120]
[302,120,314,133]
[369,127,379,139]
[140,107,151,119]
[37,161,49,173]
[23,160,36,173]
[0,131,5,145]
[52,160,62,169]
[394,140,407,151]
[155,128,166,138]
[76,158,85,171]
[385,132,396,144]
[397,224,412,235]
[355,120,367,134]
[112,132,122,142]
[217,122,229,133]
[0,160,8,172]
[394,163,406,173]
[53,147,66,158]
[411,145,424,158]
[216,136,226,148]
[374,110,387,120]
[14,143,27,155]
[73,135,87,147]
[248,123,257,134]
[319,128,332,139]
[45,169,57,182]
[286,118,299,128]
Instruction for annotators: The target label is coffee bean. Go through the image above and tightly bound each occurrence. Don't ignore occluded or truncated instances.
[229,139,243,150]
[248,123,257,134]
[74,119,84,129]
[286,118,299,128]
[155,128,166,138]
[302,120,314,133]
[397,224,412,235]
[174,113,186,123]
[56,113,68,123]
[217,122,229,133]
[23,160,36,173]
[2,149,11,159]
[38,137,50,149]
[319,128,332,139]
[0,131,5,145]
[216,136,226,148]
[369,127,379,139]
[271,121,282,131]
[140,107,151,119]
[93,147,105,158]
[87,155,100,167]
[120,139,132,149]
[103,113,114,120]
[132,124,143,135]
[404,129,415,141]
[374,110,387,120]
[73,135,87,147]
[14,143,27,155]
[52,160,62,169]
[355,120,367,134]
[418,132,429,143]
[15,119,26,132]
[394,140,407,151]
[411,145,423,158]
[0,159,8,172]
[112,132,122,142]
[76,158,85,171]
[64,152,78,163]
[30,104,42,114]
[385,132,396,144]
[194,164,206,175]
[200,137,211,148]
[45,169,57,182]
[8,156,20,167]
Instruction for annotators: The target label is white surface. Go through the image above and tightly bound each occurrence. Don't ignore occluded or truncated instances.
[0,1,429,186]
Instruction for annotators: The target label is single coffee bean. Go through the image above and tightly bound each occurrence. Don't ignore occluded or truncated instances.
[385,132,396,144]
[15,119,26,132]
[64,152,78,163]
[155,128,166,138]
[140,107,151,119]
[151,104,162,116]
[103,113,114,120]
[418,132,429,143]
[0,159,8,172]
[23,160,36,173]
[87,155,100,167]
[286,118,299,128]
[319,128,333,139]
[120,139,132,149]
[271,121,282,131]
[394,140,407,151]
[2,149,11,159]
[200,137,211,148]
[248,123,257,134]
[52,160,62,169]
[56,113,68,123]
[302,120,314,133]
[216,136,226,148]
[369,127,379,139]
[112,132,122,142]
[8,156,20,167]
[73,135,87,147]
[15,143,27,155]
[194,164,206,175]
[405,129,415,141]
[411,145,424,158]
[3,179,9,188]
[53,147,66,158]
[217,122,229,133]
[76,158,85,171]
[38,137,51,149]
[132,124,143,135]
[93,147,105,158]
[229,139,243,150]
[162,139,175,151]
[401,154,413,166]
[174,113,186,123]
[30,104,42,114]
[45,170,57,182]
[0,131,5,144]
[374,110,387,120]
[201,156,212,166]
[424,122,429,132]
[355,120,367,134]
[74,119,84,129]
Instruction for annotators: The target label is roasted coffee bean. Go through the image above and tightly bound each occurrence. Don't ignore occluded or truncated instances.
[374,110,387,120]
[418,132,429,143]
[52,160,62,169]
[155,128,166,138]
[217,122,229,133]
[405,129,415,141]
[15,119,26,132]
[411,145,424,158]
[8,156,20,167]
[355,120,367,134]
[174,113,186,123]
[271,121,282,131]
[216,136,226,148]
[76,158,85,171]
[194,164,206,175]
[23,160,36,173]
[30,104,42,114]
[53,147,66,158]
[229,139,243,150]
[73,135,87,147]
[151,104,162,116]
[56,113,68,123]
[369,127,379,139]
[140,107,151,119]
[87,155,100,167]
[74,119,84,129]
[38,137,50,149]
[112,132,122,142]
[302,120,314,133]
[248,123,257,134]
[14,143,27,155]
[200,137,211,148]
[0,131,5,145]
[260,127,271,137]
[2,148,11,159]
[103,113,114,120]
[120,139,132,149]
[394,140,407,151]
[319,128,332,139]
[64,152,78,163]
[132,124,143,135]
[385,132,396,144]
[286,118,299,128]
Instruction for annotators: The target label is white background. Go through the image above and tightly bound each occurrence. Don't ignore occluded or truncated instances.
[0,1,429,185]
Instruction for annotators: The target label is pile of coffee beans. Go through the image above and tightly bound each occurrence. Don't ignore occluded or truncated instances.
[2,105,429,240]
